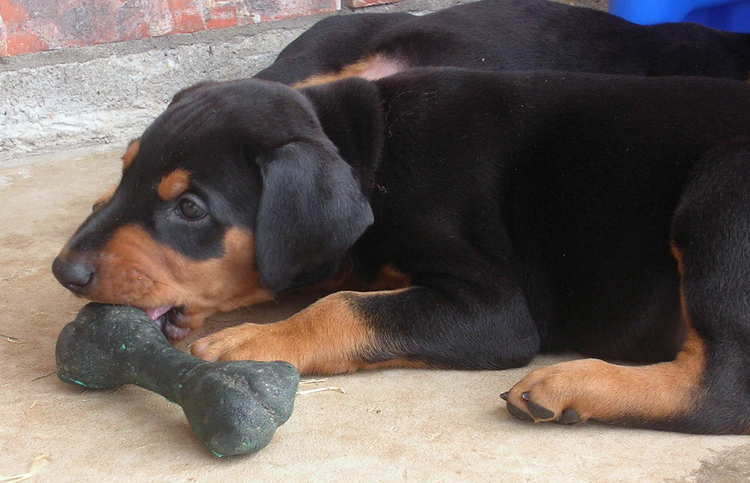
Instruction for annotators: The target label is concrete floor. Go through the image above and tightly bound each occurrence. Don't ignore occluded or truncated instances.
[1,145,749,482]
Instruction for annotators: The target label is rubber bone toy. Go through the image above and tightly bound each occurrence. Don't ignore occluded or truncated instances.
[56,303,299,457]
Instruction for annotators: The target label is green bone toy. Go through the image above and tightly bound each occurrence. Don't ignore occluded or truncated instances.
[55,303,299,457]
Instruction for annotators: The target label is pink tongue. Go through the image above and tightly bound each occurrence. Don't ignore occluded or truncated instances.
[146,306,172,320]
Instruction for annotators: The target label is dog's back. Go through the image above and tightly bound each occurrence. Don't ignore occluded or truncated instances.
[257,0,750,85]
[254,12,413,84]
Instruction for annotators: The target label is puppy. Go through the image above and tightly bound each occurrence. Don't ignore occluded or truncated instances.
[54,69,750,433]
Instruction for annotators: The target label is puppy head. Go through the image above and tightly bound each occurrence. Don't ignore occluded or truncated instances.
[52,79,373,338]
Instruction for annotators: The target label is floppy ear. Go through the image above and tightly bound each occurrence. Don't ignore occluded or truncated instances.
[255,141,374,292]
[168,81,219,107]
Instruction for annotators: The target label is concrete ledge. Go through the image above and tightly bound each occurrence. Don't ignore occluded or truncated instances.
[0,0,607,165]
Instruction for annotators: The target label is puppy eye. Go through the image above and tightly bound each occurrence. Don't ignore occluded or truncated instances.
[177,196,207,221]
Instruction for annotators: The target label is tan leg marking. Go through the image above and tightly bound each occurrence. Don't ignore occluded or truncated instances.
[157,169,190,201]
[506,245,704,425]
[506,328,704,424]
[305,263,412,295]
[366,264,412,291]
[347,264,412,291]
[292,54,406,88]
[363,358,429,370]
[191,288,424,375]
[671,242,685,276]
[121,138,141,170]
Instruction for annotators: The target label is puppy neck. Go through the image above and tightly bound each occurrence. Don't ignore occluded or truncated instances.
[301,78,385,197]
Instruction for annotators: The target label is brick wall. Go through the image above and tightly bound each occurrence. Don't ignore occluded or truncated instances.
[0,0,400,57]
[0,0,608,58]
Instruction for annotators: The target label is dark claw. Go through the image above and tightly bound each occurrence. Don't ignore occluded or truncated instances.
[499,392,509,401]
[506,401,533,422]
[557,409,582,425]
[526,399,555,420]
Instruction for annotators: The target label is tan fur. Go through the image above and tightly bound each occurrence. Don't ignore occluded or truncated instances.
[317,263,412,292]
[191,288,423,374]
[292,54,405,88]
[90,139,138,211]
[350,264,412,291]
[507,327,704,423]
[362,358,430,370]
[92,186,115,212]
[157,169,190,201]
[368,264,412,291]
[71,224,271,329]
[671,243,685,276]
[121,138,140,170]
[507,246,705,423]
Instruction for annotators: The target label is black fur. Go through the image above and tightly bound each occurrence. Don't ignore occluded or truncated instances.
[254,141,373,292]
[257,70,750,432]
[668,141,750,434]
[255,12,412,83]
[55,69,750,433]
[255,0,750,84]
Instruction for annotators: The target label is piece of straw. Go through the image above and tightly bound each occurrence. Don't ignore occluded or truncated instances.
[30,372,55,382]
[0,455,49,482]
[297,386,346,395]
[299,378,328,385]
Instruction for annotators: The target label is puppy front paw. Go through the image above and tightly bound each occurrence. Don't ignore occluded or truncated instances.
[191,323,292,364]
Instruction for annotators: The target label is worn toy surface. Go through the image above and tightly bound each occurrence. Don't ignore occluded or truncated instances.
[56,303,299,457]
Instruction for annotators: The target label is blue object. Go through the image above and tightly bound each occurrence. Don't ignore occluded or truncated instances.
[610,0,750,33]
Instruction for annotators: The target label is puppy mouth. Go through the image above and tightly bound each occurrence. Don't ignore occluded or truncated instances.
[145,305,191,341]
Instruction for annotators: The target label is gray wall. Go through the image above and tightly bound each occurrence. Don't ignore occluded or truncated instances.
[0,0,608,164]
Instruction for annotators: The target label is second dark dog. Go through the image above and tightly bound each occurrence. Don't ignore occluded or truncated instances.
[255,0,750,86]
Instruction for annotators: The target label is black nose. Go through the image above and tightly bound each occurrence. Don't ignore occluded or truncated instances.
[52,256,95,294]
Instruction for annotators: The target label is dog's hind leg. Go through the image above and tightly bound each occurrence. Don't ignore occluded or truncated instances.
[502,141,750,434]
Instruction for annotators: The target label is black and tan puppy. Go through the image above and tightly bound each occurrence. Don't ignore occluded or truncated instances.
[54,69,750,434]
[256,0,750,86]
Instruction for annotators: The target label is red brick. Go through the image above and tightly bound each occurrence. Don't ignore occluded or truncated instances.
[206,5,238,30]
[171,12,205,33]
[6,31,46,56]
[167,0,206,34]
[115,1,150,42]
[258,1,339,22]
[346,0,400,8]
[168,0,197,10]
[0,0,28,27]
[0,0,348,56]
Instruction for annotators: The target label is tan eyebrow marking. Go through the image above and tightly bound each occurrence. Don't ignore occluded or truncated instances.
[158,169,190,201]
[122,138,141,170]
